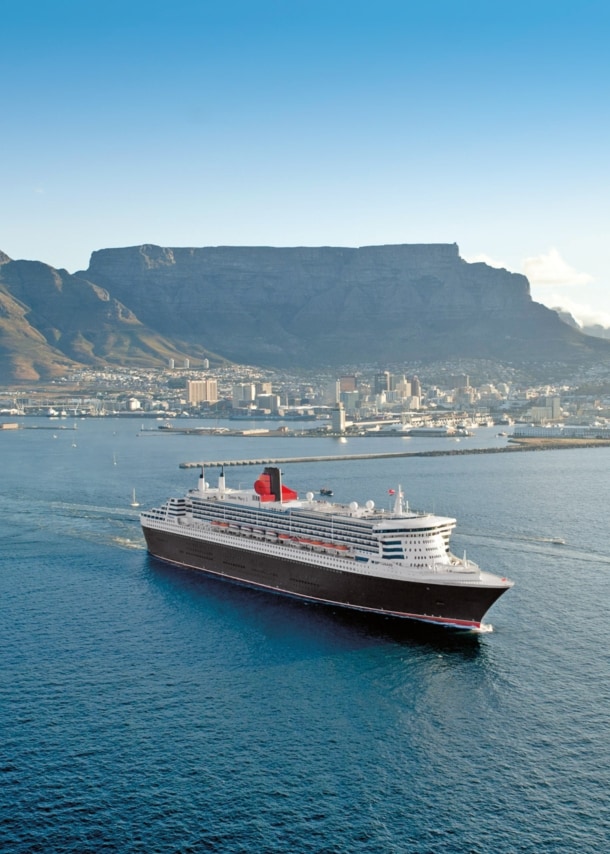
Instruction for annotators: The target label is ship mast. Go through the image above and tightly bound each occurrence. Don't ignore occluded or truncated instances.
[393,485,405,516]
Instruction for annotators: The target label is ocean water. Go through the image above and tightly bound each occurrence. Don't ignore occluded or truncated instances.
[1,419,609,853]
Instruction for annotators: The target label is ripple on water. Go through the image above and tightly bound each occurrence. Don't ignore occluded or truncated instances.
[1,426,609,852]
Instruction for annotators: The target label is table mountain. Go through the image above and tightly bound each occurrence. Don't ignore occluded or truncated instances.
[2,242,609,383]
[82,242,609,367]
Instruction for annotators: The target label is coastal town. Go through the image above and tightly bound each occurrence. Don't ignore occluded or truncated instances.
[2,359,610,441]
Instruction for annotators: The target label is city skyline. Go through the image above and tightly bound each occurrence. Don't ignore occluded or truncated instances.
[2,0,609,326]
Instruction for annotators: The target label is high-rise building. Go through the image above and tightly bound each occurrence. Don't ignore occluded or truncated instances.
[374,371,394,394]
[324,380,340,405]
[232,383,256,408]
[340,390,359,414]
[339,375,357,392]
[395,377,412,398]
[187,378,218,404]
[206,378,218,404]
[256,393,280,413]
[547,396,561,420]
[331,402,346,433]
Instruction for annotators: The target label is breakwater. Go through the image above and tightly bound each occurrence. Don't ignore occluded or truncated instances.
[179,439,610,469]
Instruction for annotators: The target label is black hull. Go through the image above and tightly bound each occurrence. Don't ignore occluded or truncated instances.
[142,526,507,630]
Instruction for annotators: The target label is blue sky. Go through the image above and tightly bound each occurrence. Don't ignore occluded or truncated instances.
[2,0,609,325]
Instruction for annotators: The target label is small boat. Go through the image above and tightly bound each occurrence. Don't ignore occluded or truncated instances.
[320,487,333,496]
[130,489,140,508]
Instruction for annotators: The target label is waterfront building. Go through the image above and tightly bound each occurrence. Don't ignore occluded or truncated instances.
[231,383,256,408]
[331,402,346,433]
[256,393,281,413]
[529,396,561,424]
[187,379,218,405]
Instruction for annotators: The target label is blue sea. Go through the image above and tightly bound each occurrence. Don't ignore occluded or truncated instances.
[1,419,609,853]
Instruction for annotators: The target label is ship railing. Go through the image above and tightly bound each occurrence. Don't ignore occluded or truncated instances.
[425,556,480,575]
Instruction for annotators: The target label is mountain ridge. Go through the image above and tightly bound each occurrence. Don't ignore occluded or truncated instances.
[1,242,609,383]
[82,242,607,367]
[0,256,223,382]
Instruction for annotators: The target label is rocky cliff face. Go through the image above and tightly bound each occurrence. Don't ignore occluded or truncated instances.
[83,242,601,366]
[1,242,607,383]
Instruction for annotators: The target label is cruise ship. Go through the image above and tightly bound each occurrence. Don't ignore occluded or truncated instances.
[141,466,513,631]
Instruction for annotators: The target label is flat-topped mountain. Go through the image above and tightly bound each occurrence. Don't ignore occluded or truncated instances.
[83,242,608,367]
[1,242,608,382]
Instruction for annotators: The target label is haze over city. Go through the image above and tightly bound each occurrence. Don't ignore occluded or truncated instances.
[2,0,609,326]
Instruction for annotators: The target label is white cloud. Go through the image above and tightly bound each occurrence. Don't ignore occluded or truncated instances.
[540,293,610,329]
[522,247,593,287]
